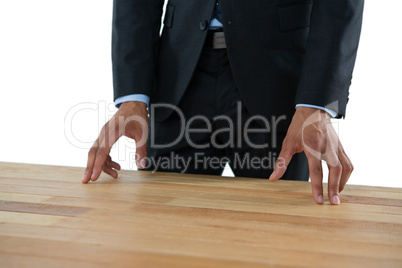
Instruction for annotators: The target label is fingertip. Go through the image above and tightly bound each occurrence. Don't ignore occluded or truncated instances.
[269,176,278,182]
[140,159,146,169]
[269,168,285,181]
[137,158,146,170]
[315,194,323,205]
[82,173,90,183]
[136,161,142,170]
[138,159,145,169]
[90,173,98,182]
[268,171,278,181]
[331,195,341,205]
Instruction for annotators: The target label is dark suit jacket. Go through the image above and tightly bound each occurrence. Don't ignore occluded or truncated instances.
[112,0,364,128]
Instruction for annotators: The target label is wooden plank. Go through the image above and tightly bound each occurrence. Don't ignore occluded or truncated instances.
[0,253,102,268]
[0,211,70,226]
[1,162,402,198]
[1,227,401,268]
[0,200,90,216]
[0,237,286,268]
[1,182,401,225]
[3,176,402,207]
[2,216,402,257]
[0,192,51,203]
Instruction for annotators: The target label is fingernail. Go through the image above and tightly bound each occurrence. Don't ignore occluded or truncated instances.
[268,171,276,180]
[139,159,146,169]
[317,195,323,204]
[332,195,340,205]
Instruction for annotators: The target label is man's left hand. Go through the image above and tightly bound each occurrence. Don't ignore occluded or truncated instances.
[269,107,353,205]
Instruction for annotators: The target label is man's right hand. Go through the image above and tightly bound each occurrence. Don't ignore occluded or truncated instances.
[82,101,148,183]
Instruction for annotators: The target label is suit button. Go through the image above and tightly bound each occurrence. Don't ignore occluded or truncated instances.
[199,19,208,31]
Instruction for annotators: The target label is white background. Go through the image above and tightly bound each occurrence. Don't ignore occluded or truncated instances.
[0,1,401,187]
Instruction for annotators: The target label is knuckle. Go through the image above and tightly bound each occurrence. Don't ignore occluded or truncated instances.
[331,184,340,193]
[101,124,109,133]
[310,140,320,149]
[332,164,343,174]
[343,163,354,174]
[310,166,322,176]
[96,147,107,157]
[284,138,299,151]
[275,157,287,170]
[282,137,291,146]
[282,139,296,153]
[307,138,322,151]
[88,147,97,156]
[311,181,322,191]
[349,163,354,173]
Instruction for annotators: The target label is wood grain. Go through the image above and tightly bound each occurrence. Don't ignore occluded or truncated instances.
[0,162,402,267]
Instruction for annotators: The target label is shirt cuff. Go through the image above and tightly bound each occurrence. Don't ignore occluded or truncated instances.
[295,104,338,118]
[115,94,150,108]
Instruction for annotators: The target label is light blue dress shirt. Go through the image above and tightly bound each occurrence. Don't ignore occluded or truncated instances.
[115,94,150,108]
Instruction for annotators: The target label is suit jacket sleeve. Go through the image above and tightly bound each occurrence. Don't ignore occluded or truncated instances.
[112,0,164,101]
[295,0,364,118]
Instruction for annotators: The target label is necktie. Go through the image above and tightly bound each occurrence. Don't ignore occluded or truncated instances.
[213,1,222,23]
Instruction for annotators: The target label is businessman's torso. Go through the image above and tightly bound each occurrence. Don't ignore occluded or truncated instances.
[154,0,314,122]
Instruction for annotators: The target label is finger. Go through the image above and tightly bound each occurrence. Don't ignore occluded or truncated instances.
[97,122,109,145]
[131,116,148,170]
[83,141,99,184]
[269,144,294,181]
[106,155,121,171]
[107,159,121,171]
[135,144,148,170]
[91,138,113,181]
[306,153,324,204]
[327,157,342,205]
[338,146,353,193]
[91,127,120,181]
[103,164,118,179]
[83,123,109,183]
[91,144,112,181]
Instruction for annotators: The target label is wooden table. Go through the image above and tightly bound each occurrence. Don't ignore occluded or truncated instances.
[0,162,402,267]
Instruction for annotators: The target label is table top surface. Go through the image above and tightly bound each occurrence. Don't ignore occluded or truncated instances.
[0,162,402,268]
